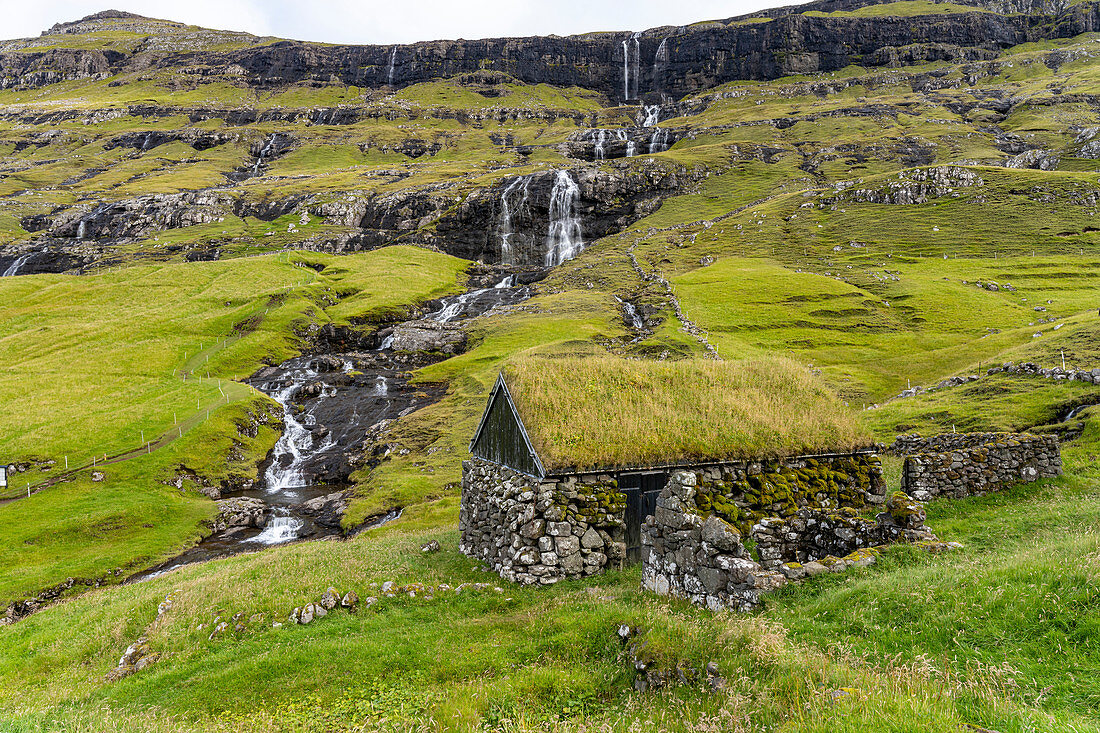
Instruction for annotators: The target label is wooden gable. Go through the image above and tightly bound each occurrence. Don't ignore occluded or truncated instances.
[469,373,545,477]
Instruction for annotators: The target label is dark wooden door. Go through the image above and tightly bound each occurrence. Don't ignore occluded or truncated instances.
[621,472,668,564]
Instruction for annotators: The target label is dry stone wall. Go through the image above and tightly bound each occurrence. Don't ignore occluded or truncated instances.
[689,453,887,534]
[895,433,1061,500]
[459,458,627,585]
[641,472,787,612]
[751,492,934,573]
[642,477,935,612]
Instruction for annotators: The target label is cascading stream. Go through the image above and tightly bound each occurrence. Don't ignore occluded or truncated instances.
[498,176,531,264]
[545,170,584,267]
[252,134,278,177]
[2,253,32,277]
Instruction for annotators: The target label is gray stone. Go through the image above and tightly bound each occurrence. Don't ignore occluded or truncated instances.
[580,527,604,549]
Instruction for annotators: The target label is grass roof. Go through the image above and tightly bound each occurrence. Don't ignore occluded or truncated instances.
[502,355,872,473]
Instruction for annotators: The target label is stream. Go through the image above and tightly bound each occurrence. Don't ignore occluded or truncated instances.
[133,272,531,581]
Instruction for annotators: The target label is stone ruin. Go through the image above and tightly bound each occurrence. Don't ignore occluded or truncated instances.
[641,472,936,612]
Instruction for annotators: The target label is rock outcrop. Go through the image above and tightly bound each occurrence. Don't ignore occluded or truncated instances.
[7,2,1099,102]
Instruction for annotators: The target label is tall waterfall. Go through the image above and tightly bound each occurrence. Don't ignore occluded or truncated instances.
[621,39,630,100]
[621,32,641,100]
[654,38,670,70]
[386,46,397,85]
[76,221,86,240]
[545,171,583,267]
[498,176,531,264]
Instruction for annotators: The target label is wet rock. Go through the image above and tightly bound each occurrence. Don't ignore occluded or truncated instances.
[212,497,266,533]
[388,320,467,354]
[298,492,349,529]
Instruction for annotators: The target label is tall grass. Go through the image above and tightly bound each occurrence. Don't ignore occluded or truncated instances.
[503,355,871,472]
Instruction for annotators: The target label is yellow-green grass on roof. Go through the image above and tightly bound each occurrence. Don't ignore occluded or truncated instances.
[502,355,871,473]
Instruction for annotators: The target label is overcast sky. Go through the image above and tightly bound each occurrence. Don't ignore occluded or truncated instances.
[2,0,786,45]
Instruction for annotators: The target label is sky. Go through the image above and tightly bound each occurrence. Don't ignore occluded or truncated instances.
[1,0,785,45]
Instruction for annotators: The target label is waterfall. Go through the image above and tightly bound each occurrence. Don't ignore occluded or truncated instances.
[615,296,644,329]
[495,275,516,289]
[252,134,277,177]
[372,375,389,396]
[593,129,608,160]
[649,128,671,154]
[386,46,398,85]
[141,133,152,152]
[621,33,642,100]
[430,289,487,322]
[654,38,669,71]
[263,365,335,492]
[641,105,662,127]
[498,176,531,265]
[545,170,583,267]
[76,221,86,240]
[247,507,304,545]
[2,253,31,277]
[621,39,630,100]
[653,37,669,92]
[633,32,642,99]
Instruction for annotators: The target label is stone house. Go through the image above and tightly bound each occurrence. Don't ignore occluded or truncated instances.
[459,362,885,585]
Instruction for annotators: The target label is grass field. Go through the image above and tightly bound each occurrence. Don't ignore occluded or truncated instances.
[4,8,1100,732]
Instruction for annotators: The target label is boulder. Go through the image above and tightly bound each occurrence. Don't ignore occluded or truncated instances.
[388,320,467,354]
[212,497,266,533]
[320,587,340,610]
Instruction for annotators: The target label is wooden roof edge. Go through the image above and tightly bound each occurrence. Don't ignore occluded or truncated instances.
[468,371,547,478]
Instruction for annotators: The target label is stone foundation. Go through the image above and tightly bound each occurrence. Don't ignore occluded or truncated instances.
[459,458,627,585]
[895,433,1061,500]
[460,452,886,585]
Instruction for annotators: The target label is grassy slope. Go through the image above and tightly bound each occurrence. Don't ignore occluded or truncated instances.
[2,15,1100,733]
[0,247,467,606]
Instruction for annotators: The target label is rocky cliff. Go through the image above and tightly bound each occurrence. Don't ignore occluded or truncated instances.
[4,2,1100,101]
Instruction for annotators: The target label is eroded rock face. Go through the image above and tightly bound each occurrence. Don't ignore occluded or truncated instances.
[5,3,1090,101]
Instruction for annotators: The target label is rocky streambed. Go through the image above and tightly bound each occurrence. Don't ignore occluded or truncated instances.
[133,271,533,582]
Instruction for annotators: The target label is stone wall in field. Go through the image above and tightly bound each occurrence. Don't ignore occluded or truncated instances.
[750,492,934,575]
[892,433,1061,500]
[641,472,787,612]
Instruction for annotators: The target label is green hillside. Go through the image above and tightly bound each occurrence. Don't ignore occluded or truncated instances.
[2,4,1100,732]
